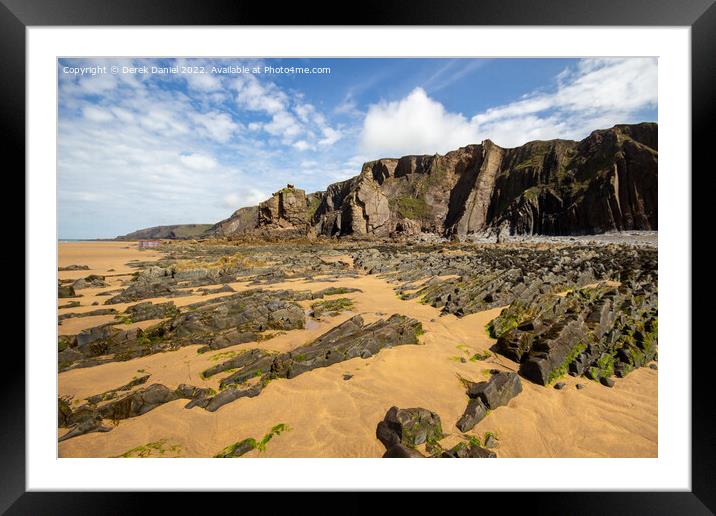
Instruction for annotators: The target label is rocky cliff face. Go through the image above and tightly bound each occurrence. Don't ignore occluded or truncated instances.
[207,187,324,239]
[208,123,657,239]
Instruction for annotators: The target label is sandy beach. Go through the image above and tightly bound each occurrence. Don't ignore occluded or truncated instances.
[56,241,657,458]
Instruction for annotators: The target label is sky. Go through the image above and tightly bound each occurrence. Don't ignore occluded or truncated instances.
[57,57,657,239]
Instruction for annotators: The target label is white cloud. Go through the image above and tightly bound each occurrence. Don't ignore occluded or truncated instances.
[82,106,114,122]
[334,96,361,117]
[319,126,342,146]
[59,190,106,202]
[58,60,313,238]
[78,74,119,95]
[360,58,657,155]
[232,75,341,147]
[110,107,135,123]
[222,192,241,208]
[222,188,268,209]
[233,75,287,114]
[293,140,311,151]
[294,103,315,122]
[345,155,369,169]
[191,111,240,143]
[264,111,302,140]
[179,153,217,171]
[140,109,190,135]
[360,88,480,156]
[421,59,489,93]
[186,72,222,92]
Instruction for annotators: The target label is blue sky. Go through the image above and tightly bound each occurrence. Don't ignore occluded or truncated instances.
[58,57,657,239]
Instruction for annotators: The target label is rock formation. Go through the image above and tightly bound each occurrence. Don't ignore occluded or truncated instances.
[194,314,424,412]
[456,372,523,432]
[208,123,657,239]
[208,186,323,239]
[376,406,444,449]
[375,406,497,458]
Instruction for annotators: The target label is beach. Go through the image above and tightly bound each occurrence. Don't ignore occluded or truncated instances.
[57,241,657,458]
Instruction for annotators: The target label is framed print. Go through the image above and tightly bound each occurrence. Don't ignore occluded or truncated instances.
[5,0,713,512]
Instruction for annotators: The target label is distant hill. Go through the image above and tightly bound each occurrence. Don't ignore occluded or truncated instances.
[115,224,213,240]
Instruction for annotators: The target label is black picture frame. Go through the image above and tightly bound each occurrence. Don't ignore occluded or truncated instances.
[4,0,711,513]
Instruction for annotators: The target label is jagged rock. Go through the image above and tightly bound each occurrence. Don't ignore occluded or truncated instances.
[600,377,615,388]
[85,374,151,404]
[488,274,657,386]
[75,324,123,355]
[104,264,239,304]
[484,434,498,448]
[440,442,496,458]
[209,123,657,239]
[198,284,235,295]
[200,315,423,411]
[382,444,425,458]
[454,372,521,434]
[376,420,401,449]
[58,308,118,323]
[519,317,591,386]
[58,347,82,369]
[495,325,541,362]
[466,372,523,409]
[455,398,488,432]
[310,297,353,318]
[58,381,216,442]
[58,418,112,442]
[554,382,566,390]
[59,264,90,271]
[376,406,443,448]
[58,398,72,427]
[97,384,179,420]
[201,349,273,379]
[176,384,216,408]
[168,290,304,349]
[203,384,263,412]
[60,289,307,370]
[265,315,421,380]
[72,274,107,289]
[576,383,586,390]
[124,301,178,322]
[313,286,362,297]
[222,314,422,385]
[259,185,310,228]
[58,282,77,298]
[214,438,257,458]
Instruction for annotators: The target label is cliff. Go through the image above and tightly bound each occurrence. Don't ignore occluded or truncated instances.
[208,122,657,239]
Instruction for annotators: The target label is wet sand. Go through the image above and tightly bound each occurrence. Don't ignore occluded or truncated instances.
[57,242,657,458]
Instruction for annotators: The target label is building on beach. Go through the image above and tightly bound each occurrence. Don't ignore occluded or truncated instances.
[138,240,161,249]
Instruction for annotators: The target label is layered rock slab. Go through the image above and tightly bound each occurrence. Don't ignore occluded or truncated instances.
[196,314,424,412]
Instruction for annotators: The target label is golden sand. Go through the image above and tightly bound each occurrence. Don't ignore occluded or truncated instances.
[57,242,657,458]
